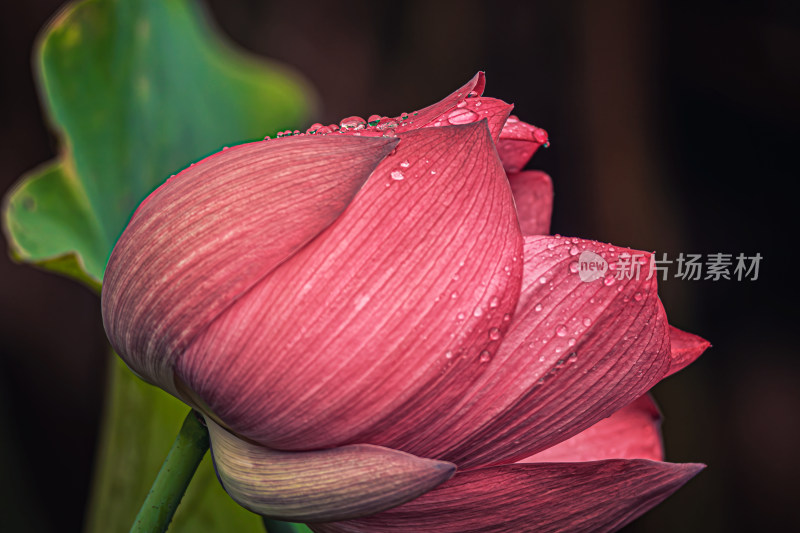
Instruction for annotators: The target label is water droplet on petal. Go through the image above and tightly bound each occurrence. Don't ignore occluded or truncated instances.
[457,312,465,320]
[634,292,643,302]
[390,170,405,181]
[489,296,500,308]
[340,116,366,129]
[445,351,453,360]
[534,303,543,312]
[556,325,568,337]
[569,245,580,256]
[447,108,478,125]
[479,350,492,363]
[539,276,548,284]
[583,317,592,327]
[569,261,580,273]
[604,275,616,286]
[473,306,484,317]
[488,327,502,341]
[568,337,576,346]
[456,100,467,108]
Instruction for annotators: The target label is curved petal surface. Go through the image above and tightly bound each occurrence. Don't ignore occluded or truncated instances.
[522,394,663,463]
[508,170,553,235]
[179,122,524,451]
[665,325,710,378]
[310,460,704,533]
[206,419,455,522]
[102,136,397,393]
[496,115,549,173]
[426,97,513,141]
[393,72,486,133]
[401,235,672,467]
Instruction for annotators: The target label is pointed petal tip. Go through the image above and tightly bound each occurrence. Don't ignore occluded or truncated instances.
[665,325,710,378]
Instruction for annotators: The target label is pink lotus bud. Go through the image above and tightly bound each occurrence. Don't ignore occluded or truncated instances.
[102,73,707,530]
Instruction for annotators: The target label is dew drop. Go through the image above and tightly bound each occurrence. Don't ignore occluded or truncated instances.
[569,261,580,273]
[450,291,458,299]
[473,306,484,317]
[457,312,465,320]
[583,317,592,327]
[479,350,492,363]
[456,100,467,108]
[489,296,500,308]
[400,160,410,168]
[569,245,580,256]
[390,170,405,181]
[534,303,543,312]
[556,325,568,337]
[634,292,643,302]
[503,313,512,322]
[604,275,616,286]
[568,337,576,347]
[488,327,502,341]
[445,351,453,360]
[447,108,478,125]
[539,276,547,284]
[340,116,366,129]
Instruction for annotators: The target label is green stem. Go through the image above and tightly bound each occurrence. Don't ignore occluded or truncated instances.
[130,410,210,533]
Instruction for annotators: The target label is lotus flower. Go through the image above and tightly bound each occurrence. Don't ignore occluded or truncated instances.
[102,73,709,532]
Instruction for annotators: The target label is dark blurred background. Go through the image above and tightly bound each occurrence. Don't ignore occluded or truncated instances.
[1,1,798,531]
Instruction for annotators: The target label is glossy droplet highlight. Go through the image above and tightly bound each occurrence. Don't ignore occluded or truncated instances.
[473,306,484,317]
[447,108,478,125]
[400,160,410,168]
[583,317,592,327]
[556,325,568,337]
[604,275,616,286]
[488,327,502,341]
[489,296,500,309]
[534,303,543,312]
[568,337,576,347]
[569,261,580,273]
[390,170,405,181]
[479,350,492,363]
[634,292,643,302]
[339,116,366,129]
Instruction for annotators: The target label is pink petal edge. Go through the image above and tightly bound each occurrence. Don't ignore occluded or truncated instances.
[521,394,663,463]
[310,460,704,533]
[665,325,710,378]
[508,170,553,235]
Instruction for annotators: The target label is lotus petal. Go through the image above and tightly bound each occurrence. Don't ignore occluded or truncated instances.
[394,235,672,467]
[102,135,396,394]
[310,460,704,533]
[178,122,524,451]
[508,170,553,235]
[206,418,455,522]
[496,115,549,173]
[521,394,663,463]
[665,325,710,377]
